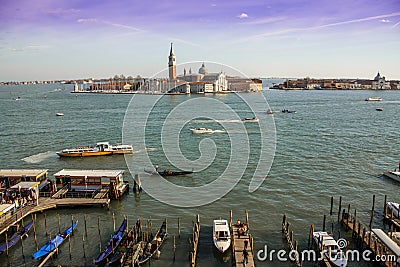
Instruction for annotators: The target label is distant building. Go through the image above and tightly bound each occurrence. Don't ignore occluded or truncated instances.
[168,43,177,81]
[371,72,390,90]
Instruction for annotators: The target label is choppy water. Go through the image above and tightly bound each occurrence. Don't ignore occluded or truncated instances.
[0,82,399,267]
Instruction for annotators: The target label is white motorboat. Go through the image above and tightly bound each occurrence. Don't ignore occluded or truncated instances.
[56,113,64,116]
[213,219,231,253]
[190,128,213,134]
[241,117,259,122]
[266,109,274,115]
[365,97,382,101]
[313,231,347,267]
[383,171,400,183]
[387,202,400,218]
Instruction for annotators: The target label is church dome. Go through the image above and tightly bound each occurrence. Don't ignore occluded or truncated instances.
[374,72,381,81]
[198,63,208,74]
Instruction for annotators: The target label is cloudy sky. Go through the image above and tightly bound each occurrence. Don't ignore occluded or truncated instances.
[1,0,399,81]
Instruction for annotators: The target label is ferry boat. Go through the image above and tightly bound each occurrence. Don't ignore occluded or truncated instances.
[190,128,214,134]
[56,142,133,157]
[213,219,231,253]
[313,231,347,267]
[365,97,382,101]
[383,171,400,183]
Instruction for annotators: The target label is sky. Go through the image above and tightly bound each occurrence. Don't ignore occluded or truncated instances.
[0,0,399,81]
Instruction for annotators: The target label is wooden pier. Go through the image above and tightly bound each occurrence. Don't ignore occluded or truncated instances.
[189,215,200,267]
[282,214,302,267]
[337,195,400,267]
[230,210,255,267]
[0,197,109,236]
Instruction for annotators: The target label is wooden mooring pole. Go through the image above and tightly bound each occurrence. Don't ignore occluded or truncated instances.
[369,194,375,229]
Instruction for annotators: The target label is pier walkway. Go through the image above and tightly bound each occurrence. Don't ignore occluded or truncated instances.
[230,211,255,267]
[0,197,109,235]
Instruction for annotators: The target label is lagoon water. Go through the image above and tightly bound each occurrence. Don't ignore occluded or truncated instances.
[0,81,399,267]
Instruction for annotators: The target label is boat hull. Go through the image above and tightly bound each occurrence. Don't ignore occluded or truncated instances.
[32,222,77,259]
[95,218,127,264]
[57,151,113,157]
[0,220,34,254]
[213,219,231,254]
[383,171,400,183]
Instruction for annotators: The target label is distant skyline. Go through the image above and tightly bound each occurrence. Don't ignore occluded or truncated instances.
[1,0,399,81]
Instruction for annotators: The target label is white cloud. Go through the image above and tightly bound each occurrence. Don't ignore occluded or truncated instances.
[238,13,249,19]
[77,18,98,23]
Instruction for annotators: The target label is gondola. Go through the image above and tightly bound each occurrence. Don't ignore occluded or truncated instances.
[95,218,127,264]
[138,219,167,265]
[0,220,34,254]
[144,168,193,176]
[32,221,77,259]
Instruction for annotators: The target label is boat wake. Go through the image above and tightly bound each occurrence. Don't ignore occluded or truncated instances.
[133,147,158,154]
[190,119,241,123]
[212,130,227,133]
[22,151,56,163]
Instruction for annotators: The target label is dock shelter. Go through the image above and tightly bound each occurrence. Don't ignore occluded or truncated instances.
[0,169,48,188]
[10,181,40,206]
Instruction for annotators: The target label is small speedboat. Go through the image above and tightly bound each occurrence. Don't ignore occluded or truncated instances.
[190,128,213,134]
[266,109,274,115]
[241,117,259,122]
[313,231,347,267]
[365,97,382,101]
[213,219,231,253]
[56,113,64,116]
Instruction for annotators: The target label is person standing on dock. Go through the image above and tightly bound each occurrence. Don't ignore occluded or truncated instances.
[242,248,248,263]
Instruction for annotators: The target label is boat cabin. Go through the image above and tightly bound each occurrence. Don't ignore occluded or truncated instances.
[0,169,48,189]
[53,169,128,199]
[95,142,111,151]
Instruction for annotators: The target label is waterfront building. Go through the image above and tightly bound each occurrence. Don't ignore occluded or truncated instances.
[372,72,390,90]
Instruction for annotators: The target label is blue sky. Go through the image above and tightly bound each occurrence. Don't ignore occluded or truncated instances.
[1,0,399,81]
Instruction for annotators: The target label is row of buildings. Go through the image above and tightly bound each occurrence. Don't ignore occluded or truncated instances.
[80,43,262,94]
[272,72,400,90]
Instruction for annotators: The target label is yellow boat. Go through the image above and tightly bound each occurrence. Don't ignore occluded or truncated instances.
[56,142,133,157]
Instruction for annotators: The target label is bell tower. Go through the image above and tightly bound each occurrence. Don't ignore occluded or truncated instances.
[168,43,176,80]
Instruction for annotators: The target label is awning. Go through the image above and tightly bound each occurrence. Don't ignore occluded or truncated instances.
[10,181,40,190]
[0,203,15,216]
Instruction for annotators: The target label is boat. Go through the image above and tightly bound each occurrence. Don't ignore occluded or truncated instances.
[241,117,259,122]
[56,113,64,116]
[282,109,296,113]
[56,142,133,157]
[144,168,193,176]
[313,231,348,267]
[213,219,231,253]
[365,97,382,101]
[32,221,77,259]
[138,219,167,265]
[266,109,274,115]
[190,128,214,134]
[387,202,400,218]
[383,170,400,183]
[0,220,34,255]
[376,108,383,111]
[95,218,127,264]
